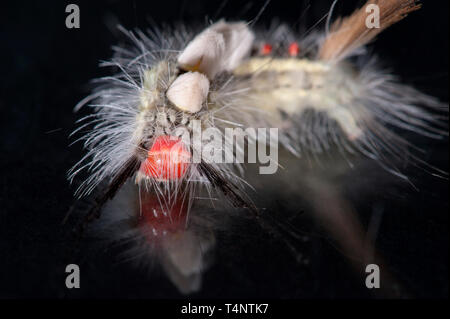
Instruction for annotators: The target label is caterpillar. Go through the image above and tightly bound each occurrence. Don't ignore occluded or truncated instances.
[69,0,448,294]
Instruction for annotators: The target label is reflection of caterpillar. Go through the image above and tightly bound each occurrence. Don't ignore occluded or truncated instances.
[94,180,218,294]
[69,0,447,293]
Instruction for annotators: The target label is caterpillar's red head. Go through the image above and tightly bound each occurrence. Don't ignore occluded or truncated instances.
[137,135,191,182]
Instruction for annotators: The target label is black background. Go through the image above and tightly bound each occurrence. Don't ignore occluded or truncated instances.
[0,0,448,299]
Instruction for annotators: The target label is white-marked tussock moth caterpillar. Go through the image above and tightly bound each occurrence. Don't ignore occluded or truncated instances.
[68,0,448,293]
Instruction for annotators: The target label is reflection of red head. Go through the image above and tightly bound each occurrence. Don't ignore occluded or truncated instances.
[138,190,188,236]
[139,135,191,181]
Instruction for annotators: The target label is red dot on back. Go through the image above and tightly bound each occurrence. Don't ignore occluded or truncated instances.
[288,42,300,57]
[261,43,272,55]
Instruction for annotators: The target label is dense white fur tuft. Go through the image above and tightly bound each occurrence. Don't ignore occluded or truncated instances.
[166,71,210,113]
[178,20,254,78]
